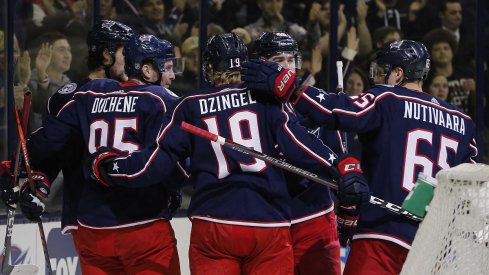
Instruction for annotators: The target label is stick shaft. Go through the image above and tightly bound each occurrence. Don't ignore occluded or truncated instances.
[180,122,423,222]
[13,105,53,275]
[2,92,33,274]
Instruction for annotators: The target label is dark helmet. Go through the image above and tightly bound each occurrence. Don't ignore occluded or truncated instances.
[372,40,430,81]
[250,32,301,69]
[202,33,248,83]
[124,34,184,77]
[86,20,134,55]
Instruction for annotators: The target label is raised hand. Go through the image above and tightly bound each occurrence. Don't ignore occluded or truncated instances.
[35,42,53,81]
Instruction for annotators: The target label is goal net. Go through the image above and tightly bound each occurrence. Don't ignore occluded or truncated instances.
[401,163,489,275]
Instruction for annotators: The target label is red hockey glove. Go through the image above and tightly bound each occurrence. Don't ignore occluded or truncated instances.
[88,147,119,187]
[334,154,370,206]
[241,60,302,102]
[336,204,360,247]
[20,188,45,221]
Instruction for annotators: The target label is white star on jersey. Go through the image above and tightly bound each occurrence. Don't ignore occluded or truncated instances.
[328,153,336,163]
[317,93,325,102]
[113,162,120,173]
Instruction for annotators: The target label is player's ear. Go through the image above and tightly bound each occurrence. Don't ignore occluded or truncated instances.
[102,48,113,66]
[141,64,153,81]
[394,67,404,82]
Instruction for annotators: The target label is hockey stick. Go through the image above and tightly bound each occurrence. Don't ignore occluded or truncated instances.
[180,122,423,222]
[1,91,39,275]
[13,107,53,275]
[336,61,349,153]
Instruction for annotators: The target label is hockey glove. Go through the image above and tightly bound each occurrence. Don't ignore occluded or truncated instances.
[19,188,45,221]
[168,190,182,215]
[334,154,370,206]
[241,60,301,102]
[19,171,51,201]
[88,147,119,187]
[336,204,360,247]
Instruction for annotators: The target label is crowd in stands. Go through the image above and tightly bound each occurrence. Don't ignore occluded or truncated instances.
[0,0,488,211]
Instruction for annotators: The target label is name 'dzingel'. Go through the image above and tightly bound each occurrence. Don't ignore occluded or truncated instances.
[403,101,465,135]
[199,91,257,115]
[92,96,139,113]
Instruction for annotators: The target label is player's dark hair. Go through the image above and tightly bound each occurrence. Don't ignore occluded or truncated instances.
[86,20,134,72]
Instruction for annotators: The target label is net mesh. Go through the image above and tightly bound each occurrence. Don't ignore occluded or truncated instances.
[401,163,489,275]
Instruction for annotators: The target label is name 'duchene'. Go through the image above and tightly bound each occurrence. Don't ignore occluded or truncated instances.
[199,90,257,115]
[92,96,139,113]
[403,101,465,135]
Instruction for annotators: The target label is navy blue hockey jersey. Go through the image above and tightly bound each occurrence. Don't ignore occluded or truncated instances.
[289,126,344,223]
[29,77,91,233]
[28,79,181,228]
[106,84,342,227]
[294,84,478,248]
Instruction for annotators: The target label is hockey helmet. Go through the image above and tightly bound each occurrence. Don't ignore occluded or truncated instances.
[202,32,248,83]
[87,20,134,55]
[124,34,184,77]
[250,31,302,69]
[370,40,430,82]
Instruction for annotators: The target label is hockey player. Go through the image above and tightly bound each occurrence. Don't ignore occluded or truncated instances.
[250,31,342,275]
[25,34,184,274]
[1,20,135,225]
[241,39,478,274]
[88,32,370,275]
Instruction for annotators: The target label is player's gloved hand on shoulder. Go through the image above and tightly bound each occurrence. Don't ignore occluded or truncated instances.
[334,154,370,206]
[241,59,301,102]
[19,188,45,221]
[336,204,360,247]
[88,147,119,187]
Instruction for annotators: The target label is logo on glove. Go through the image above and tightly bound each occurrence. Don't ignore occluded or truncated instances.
[277,70,293,93]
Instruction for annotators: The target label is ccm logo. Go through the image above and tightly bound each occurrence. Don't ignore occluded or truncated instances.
[344,163,361,172]
[278,70,293,92]
[337,217,357,227]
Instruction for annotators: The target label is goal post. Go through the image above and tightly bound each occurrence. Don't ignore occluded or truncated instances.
[401,163,489,275]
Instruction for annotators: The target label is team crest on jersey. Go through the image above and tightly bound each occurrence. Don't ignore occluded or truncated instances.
[58,83,77,94]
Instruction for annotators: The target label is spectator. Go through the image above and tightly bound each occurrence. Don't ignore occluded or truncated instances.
[0,31,31,157]
[28,32,72,130]
[345,66,369,97]
[438,0,475,65]
[244,0,307,43]
[123,0,182,44]
[424,74,449,101]
[365,0,427,40]
[423,28,475,116]
[359,26,402,74]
